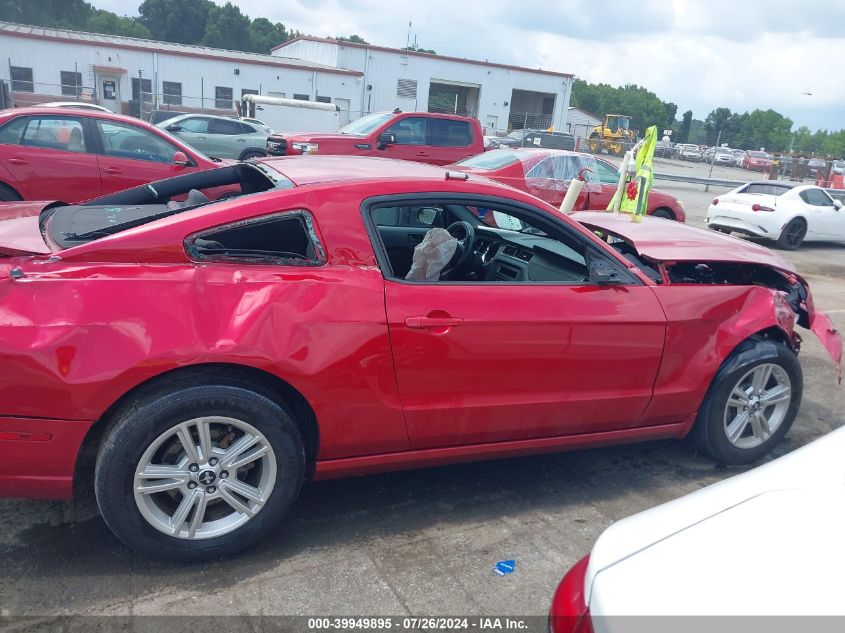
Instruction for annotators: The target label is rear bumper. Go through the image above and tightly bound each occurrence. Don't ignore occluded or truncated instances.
[0,416,94,500]
[705,206,782,238]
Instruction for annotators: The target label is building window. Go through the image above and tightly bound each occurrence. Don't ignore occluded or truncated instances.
[396,78,417,99]
[10,66,34,92]
[315,95,331,103]
[215,86,233,109]
[242,88,258,98]
[162,81,182,106]
[293,93,310,101]
[60,71,82,97]
[131,77,152,103]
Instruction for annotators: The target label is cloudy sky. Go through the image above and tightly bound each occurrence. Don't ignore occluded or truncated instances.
[95,0,844,130]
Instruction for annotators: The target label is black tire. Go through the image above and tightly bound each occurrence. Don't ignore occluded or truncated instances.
[693,337,802,465]
[651,208,674,220]
[776,218,806,250]
[0,182,22,201]
[239,149,266,161]
[95,381,306,562]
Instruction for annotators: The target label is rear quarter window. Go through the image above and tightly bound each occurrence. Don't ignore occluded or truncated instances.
[186,210,325,266]
[430,119,471,147]
[743,184,792,196]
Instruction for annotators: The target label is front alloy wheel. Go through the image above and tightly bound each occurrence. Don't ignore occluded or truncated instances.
[693,337,802,465]
[722,364,792,450]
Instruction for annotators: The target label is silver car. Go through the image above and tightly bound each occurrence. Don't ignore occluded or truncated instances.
[157,114,268,160]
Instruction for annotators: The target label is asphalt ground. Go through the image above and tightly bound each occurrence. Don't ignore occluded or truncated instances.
[1,157,843,618]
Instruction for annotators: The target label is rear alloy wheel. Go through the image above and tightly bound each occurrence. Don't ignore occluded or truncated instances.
[96,383,305,561]
[693,337,802,465]
[776,218,806,250]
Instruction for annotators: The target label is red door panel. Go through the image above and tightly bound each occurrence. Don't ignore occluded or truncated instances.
[96,156,193,196]
[2,146,102,202]
[384,282,667,449]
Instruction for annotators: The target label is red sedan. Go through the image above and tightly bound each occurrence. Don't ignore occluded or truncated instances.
[452,148,686,221]
[0,107,223,203]
[742,150,773,172]
[0,156,839,560]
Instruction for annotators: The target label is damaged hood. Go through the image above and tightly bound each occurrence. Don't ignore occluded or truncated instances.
[570,212,841,380]
[571,211,796,272]
[0,201,56,256]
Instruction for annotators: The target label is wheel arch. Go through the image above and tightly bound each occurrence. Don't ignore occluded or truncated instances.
[238,147,266,160]
[0,179,23,200]
[74,362,321,495]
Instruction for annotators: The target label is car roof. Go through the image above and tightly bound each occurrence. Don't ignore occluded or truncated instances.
[0,106,158,127]
[167,113,242,123]
[258,155,506,187]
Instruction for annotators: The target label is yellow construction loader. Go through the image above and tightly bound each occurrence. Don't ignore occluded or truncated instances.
[587,114,637,156]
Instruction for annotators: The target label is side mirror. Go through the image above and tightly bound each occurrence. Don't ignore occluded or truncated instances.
[416,207,441,226]
[377,132,396,147]
[166,124,182,132]
[172,151,190,166]
[834,199,843,210]
[589,260,622,285]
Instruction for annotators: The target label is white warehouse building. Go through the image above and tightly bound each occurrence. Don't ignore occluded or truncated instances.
[0,22,573,134]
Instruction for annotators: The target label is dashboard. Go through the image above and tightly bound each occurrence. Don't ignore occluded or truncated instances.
[469,227,589,283]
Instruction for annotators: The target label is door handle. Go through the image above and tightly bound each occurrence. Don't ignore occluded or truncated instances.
[103,166,122,174]
[8,158,26,165]
[416,151,431,157]
[405,316,464,329]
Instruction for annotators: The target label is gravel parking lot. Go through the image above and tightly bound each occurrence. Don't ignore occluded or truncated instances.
[1,156,843,618]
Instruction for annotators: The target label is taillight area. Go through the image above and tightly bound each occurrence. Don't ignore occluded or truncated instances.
[751,203,775,212]
[549,555,592,633]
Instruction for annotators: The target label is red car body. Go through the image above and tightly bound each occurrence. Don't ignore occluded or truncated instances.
[0,156,839,502]
[265,111,485,166]
[742,152,773,172]
[0,107,222,203]
[451,148,687,221]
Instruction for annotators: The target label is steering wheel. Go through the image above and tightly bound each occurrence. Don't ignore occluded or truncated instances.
[440,221,476,280]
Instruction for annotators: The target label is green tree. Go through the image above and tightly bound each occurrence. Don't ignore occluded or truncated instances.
[679,110,693,143]
[704,107,732,144]
[0,0,93,28]
[249,17,289,53]
[202,2,251,51]
[403,44,436,54]
[663,102,678,128]
[86,10,150,38]
[138,0,212,44]
[337,34,368,44]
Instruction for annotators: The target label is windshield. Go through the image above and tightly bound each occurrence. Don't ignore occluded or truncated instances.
[507,130,527,140]
[455,149,520,170]
[338,112,393,136]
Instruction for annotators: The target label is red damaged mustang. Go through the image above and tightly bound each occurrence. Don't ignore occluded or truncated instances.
[0,156,839,560]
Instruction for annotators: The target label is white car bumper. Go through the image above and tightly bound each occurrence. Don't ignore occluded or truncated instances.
[705,204,785,239]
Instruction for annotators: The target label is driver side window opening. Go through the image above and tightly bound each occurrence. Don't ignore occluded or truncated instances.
[95,119,180,163]
[367,199,611,285]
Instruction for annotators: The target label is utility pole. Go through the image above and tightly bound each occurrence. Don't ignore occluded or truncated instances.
[705,129,721,192]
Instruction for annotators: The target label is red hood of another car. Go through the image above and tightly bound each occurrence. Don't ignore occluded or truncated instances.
[571,211,796,272]
[0,201,56,256]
